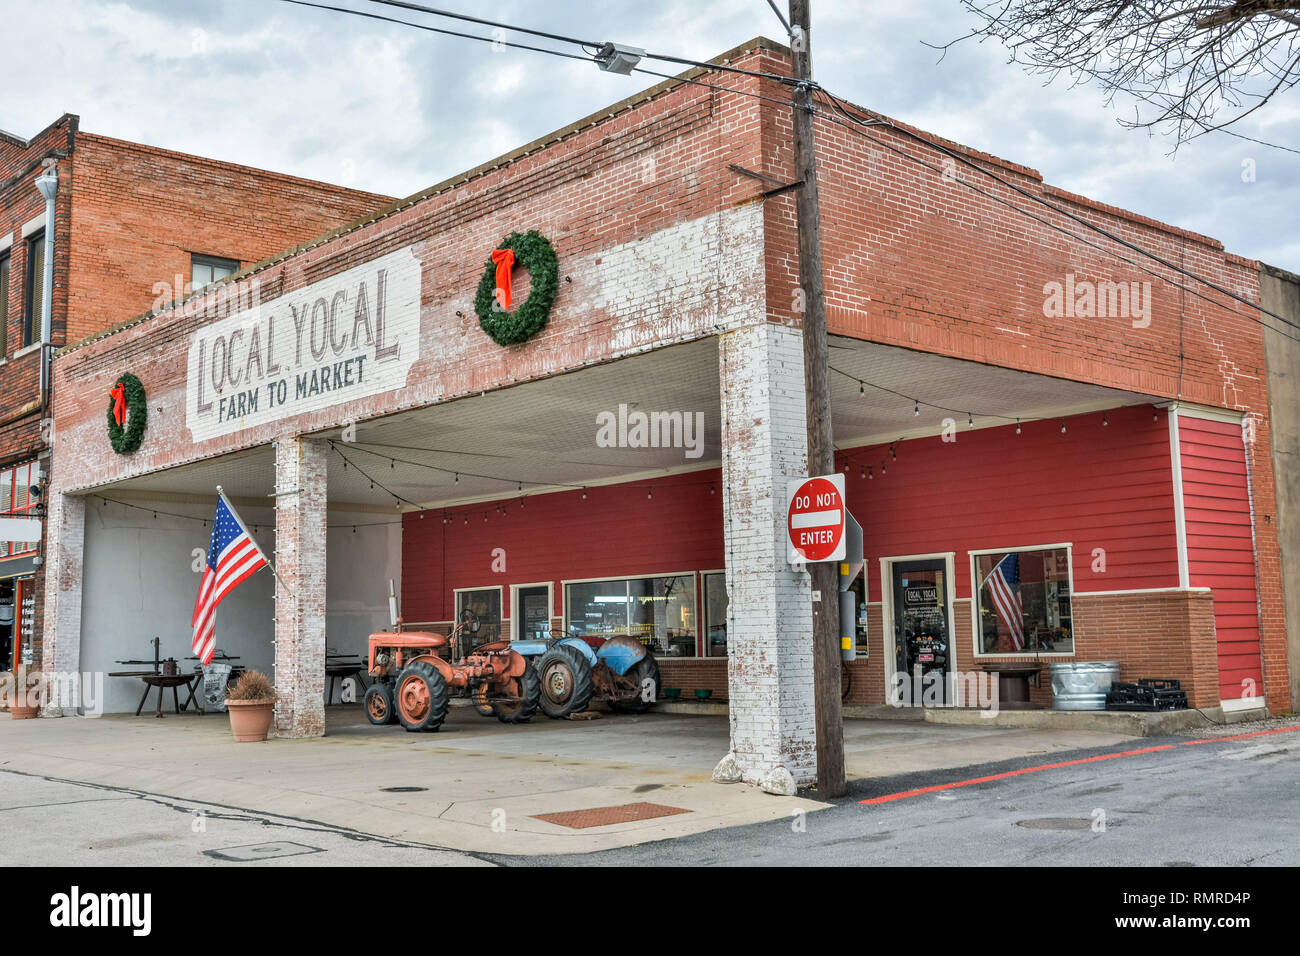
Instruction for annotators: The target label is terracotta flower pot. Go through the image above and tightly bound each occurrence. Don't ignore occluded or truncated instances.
[9,703,40,719]
[225,698,275,742]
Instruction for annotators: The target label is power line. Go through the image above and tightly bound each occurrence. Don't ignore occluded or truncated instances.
[364,0,799,84]
[366,0,604,48]
[278,0,594,63]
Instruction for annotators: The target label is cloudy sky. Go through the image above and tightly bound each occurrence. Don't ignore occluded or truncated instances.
[2,0,1296,268]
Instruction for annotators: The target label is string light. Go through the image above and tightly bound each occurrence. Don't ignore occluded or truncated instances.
[860,466,866,479]
[913,400,919,416]
[1016,419,1021,434]
[868,465,874,480]
[891,444,897,461]
[647,487,653,500]
[1061,420,1067,433]
[581,487,587,499]
[967,412,974,429]
[859,381,865,395]
[1103,413,1109,426]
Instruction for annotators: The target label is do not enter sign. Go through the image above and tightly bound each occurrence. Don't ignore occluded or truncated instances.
[787,473,847,563]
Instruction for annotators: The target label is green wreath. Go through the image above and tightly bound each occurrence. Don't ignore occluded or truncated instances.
[474,230,559,346]
[107,372,148,455]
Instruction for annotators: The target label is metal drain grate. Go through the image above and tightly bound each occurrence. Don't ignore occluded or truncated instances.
[532,802,692,829]
[1015,818,1095,830]
[204,841,325,861]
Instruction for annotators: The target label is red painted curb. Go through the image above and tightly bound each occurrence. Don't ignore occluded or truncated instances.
[858,724,1300,805]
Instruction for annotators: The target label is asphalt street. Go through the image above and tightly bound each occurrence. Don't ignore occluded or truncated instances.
[3,725,1294,867]
[503,726,1300,866]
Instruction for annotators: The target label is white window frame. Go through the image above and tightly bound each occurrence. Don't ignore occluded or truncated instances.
[879,552,957,703]
[700,568,727,659]
[561,570,699,658]
[452,585,504,646]
[968,542,1075,659]
[509,581,554,641]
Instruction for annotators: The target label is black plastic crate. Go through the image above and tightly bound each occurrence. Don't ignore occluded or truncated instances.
[1106,682,1187,711]
[1138,678,1182,691]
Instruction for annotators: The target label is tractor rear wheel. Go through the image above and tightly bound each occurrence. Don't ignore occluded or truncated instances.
[537,644,594,719]
[609,653,661,713]
[492,661,541,723]
[394,660,449,732]
[364,682,397,726]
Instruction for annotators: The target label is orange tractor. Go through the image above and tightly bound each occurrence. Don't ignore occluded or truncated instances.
[363,610,540,732]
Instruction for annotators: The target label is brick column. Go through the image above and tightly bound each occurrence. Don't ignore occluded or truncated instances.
[273,436,328,737]
[40,491,85,718]
[718,322,817,788]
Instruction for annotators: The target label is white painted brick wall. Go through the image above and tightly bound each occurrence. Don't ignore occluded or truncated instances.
[40,491,86,716]
[719,322,817,785]
[273,436,328,737]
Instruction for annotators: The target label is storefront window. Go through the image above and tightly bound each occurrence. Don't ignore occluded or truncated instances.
[973,546,1072,655]
[704,572,728,657]
[565,574,697,657]
[0,462,40,558]
[455,587,502,650]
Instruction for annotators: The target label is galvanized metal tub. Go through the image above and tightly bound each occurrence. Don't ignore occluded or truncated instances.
[1050,661,1120,711]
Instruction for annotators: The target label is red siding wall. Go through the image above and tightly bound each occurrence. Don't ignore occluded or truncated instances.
[401,469,724,639]
[839,404,1179,601]
[1178,415,1264,700]
[399,404,1182,658]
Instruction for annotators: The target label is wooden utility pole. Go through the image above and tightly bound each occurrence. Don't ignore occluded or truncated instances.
[789,0,845,797]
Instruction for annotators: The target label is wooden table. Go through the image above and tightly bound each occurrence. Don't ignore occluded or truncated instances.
[110,671,204,717]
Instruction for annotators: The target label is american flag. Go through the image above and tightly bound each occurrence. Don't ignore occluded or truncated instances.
[191,494,268,665]
[986,553,1025,651]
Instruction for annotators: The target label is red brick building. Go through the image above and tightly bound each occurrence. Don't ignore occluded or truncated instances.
[0,113,391,676]
[37,39,1290,786]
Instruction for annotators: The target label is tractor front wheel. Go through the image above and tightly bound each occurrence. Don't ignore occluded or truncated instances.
[394,660,449,732]
[609,653,661,713]
[492,661,541,723]
[537,645,594,719]
[364,682,397,726]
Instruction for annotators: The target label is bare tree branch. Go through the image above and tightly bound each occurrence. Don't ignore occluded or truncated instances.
[945,0,1300,148]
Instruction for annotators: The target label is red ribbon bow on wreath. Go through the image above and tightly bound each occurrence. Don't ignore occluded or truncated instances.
[110,382,127,427]
[490,248,515,310]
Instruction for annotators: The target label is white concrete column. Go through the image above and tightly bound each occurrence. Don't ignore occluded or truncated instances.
[39,491,85,717]
[718,322,817,787]
[273,436,328,737]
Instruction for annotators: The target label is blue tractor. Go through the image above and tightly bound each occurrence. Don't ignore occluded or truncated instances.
[513,633,661,719]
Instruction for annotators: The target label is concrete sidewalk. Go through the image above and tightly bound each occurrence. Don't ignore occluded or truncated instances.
[0,706,1132,856]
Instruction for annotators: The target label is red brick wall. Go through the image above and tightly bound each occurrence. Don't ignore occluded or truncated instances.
[65,133,393,344]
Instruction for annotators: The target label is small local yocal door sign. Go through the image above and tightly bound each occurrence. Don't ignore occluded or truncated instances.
[787,473,847,563]
[185,246,421,442]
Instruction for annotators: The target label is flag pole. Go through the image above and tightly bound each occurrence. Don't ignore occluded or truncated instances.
[216,485,294,601]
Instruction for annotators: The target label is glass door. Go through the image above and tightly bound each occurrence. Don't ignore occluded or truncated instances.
[515,586,551,641]
[891,560,951,706]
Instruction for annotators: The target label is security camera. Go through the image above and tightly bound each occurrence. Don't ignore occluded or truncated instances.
[29,484,41,499]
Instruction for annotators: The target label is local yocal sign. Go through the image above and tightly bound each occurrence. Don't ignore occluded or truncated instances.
[185,246,421,442]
